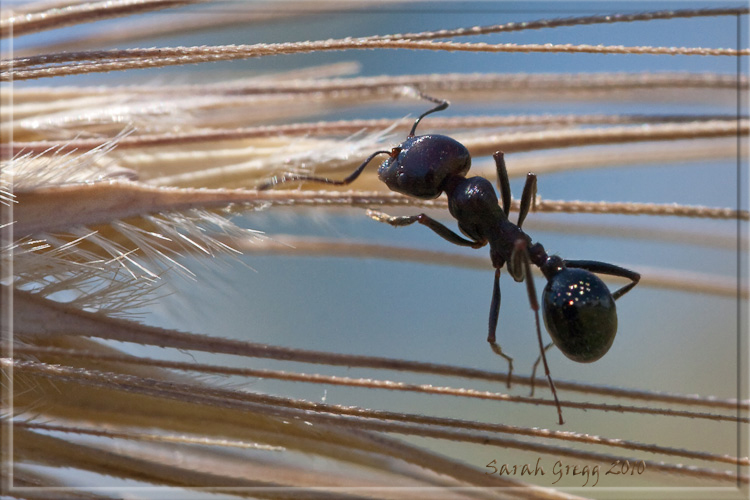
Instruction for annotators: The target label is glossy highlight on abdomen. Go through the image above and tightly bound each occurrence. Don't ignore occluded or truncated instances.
[542,268,617,363]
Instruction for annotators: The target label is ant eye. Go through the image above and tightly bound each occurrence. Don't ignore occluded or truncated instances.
[542,268,617,363]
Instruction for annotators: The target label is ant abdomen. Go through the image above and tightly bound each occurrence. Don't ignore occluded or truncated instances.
[542,268,618,363]
[378,134,470,199]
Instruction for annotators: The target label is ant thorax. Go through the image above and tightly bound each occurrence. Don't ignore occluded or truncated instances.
[445,175,531,270]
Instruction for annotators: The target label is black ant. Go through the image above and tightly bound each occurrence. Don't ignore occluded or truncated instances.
[258,93,640,424]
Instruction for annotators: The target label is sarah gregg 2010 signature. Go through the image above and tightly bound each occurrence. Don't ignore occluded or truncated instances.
[484,457,646,487]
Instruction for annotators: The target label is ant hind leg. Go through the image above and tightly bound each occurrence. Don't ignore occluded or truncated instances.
[564,260,640,300]
[517,173,537,228]
[530,342,554,396]
[513,239,565,425]
[488,267,514,388]
[493,152,512,217]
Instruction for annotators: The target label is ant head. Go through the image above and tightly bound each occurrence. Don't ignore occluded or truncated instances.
[541,265,617,363]
[377,135,470,200]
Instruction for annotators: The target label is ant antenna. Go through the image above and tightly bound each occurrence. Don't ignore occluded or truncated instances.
[408,90,449,137]
[512,239,564,425]
[257,149,390,191]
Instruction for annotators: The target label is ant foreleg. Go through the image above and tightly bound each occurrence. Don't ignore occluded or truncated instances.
[564,260,641,300]
[366,210,486,248]
[517,173,537,229]
[493,152,512,217]
[513,239,565,425]
[257,150,390,191]
[488,267,514,388]
[530,342,554,396]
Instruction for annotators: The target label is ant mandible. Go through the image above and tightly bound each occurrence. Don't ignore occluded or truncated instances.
[258,92,640,425]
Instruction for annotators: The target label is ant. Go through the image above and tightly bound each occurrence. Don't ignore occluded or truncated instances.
[258,92,640,424]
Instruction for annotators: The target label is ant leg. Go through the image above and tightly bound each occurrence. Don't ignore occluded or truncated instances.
[530,342,554,396]
[517,173,537,228]
[367,210,486,248]
[257,150,390,190]
[493,152,511,217]
[513,239,565,425]
[488,267,514,388]
[564,260,641,300]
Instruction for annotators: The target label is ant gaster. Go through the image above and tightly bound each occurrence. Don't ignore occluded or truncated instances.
[258,93,640,425]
